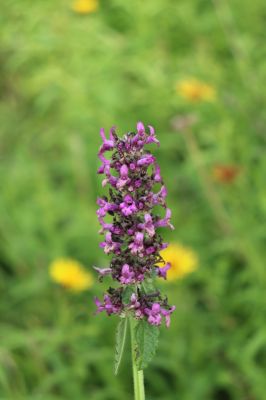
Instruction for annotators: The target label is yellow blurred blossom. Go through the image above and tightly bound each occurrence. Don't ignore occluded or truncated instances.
[49,258,94,291]
[160,243,198,281]
[72,0,98,14]
[176,78,216,102]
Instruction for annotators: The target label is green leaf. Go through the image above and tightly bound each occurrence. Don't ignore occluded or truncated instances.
[135,320,160,370]
[122,286,135,304]
[114,317,128,375]
[141,277,156,294]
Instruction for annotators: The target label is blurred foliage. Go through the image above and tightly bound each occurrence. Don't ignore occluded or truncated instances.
[0,0,266,399]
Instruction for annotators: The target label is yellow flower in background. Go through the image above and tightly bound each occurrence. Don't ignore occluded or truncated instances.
[72,0,98,14]
[160,244,198,281]
[49,258,93,291]
[176,78,216,102]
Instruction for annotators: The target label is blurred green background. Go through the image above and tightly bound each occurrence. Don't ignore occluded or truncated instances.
[1,0,266,399]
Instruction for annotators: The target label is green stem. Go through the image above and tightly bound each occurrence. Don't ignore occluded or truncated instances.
[130,318,145,400]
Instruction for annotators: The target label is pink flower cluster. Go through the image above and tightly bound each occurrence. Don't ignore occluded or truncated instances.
[94,122,175,327]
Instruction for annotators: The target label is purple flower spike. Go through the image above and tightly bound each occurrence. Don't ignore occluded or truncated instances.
[95,122,175,327]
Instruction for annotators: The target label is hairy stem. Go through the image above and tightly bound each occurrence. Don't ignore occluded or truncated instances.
[130,317,145,400]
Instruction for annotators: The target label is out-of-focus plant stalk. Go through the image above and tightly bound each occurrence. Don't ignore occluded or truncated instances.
[183,128,264,283]
[211,0,265,138]
[184,128,232,235]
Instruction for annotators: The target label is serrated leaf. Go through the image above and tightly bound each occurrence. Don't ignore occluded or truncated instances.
[135,320,160,370]
[114,318,128,375]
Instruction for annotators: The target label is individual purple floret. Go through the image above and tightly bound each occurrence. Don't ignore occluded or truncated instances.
[144,302,176,328]
[152,185,167,205]
[129,293,141,310]
[155,208,174,230]
[154,164,162,182]
[146,125,160,146]
[129,232,144,256]
[117,164,130,189]
[97,198,118,217]
[138,213,155,237]
[97,153,111,175]
[94,294,121,316]
[99,127,115,153]
[119,195,137,216]
[144,303,162,326]
[119,264,135,284]
[157,262,171,280]
[100,232,121,254]
[137,154,155,167]
[95,122,175,328]
[161,306,176,328]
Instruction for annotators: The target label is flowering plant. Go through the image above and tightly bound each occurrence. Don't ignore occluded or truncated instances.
[94,122,175,399]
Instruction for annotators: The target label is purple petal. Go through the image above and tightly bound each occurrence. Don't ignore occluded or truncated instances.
[137,121,145,133]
